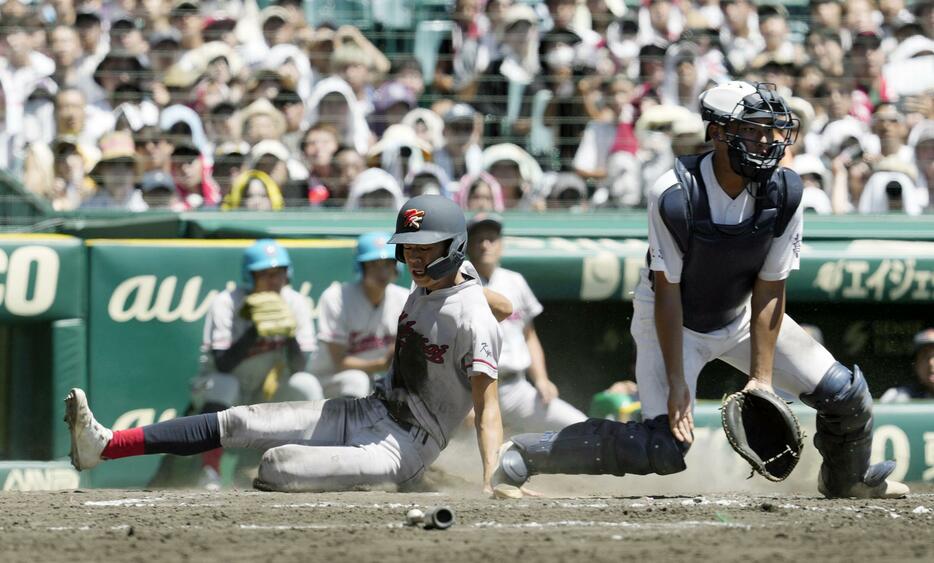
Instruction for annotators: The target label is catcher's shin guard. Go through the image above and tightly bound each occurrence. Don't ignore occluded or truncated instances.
[493,417,689,487]
[799,363,895,497]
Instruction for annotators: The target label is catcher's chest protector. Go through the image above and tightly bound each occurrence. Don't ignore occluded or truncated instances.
[655,153,803,333]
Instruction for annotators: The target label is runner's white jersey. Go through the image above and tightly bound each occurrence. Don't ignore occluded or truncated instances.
[310,281,409,376]
[384,265,501,448]
[482,267,542,374]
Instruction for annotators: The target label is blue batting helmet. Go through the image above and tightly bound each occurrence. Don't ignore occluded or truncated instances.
[242,239,293,289]
[355,232,400,276]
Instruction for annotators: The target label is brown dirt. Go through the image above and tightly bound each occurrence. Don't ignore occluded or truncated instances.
[0,483,931,563]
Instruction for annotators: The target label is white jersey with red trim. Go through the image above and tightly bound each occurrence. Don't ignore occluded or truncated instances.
[384,262,501,448]
[310,281,409,377]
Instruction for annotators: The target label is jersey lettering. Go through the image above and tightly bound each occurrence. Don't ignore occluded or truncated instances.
[397,313,449,364]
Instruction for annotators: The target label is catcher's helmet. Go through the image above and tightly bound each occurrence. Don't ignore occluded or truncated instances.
[389,195,467,280]
[354,231,399,276]
[242,239,293,289]
[699,81,798,183]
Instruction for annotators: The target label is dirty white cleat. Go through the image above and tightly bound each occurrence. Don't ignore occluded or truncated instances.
[64,388,112,470]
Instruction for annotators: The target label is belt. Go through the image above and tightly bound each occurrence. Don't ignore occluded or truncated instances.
[378,397,415,432]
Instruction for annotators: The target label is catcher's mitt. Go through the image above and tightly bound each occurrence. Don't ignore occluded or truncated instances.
[721,388,803,482]
[241,291,297,338]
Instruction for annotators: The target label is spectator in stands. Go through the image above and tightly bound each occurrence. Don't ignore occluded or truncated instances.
[240,98,287,146]
[203,101,241,147]
[456,172,506,212]
[391,57,425,100]
[138,170,182,210]
[661,42,706,112]
[810,0,845,42]
[753,4,805,68]
[74,8,107,64]
[110,13,149,58]
[434,103,483,185]
[223,170,285,211]
[148,29,183,75]
[370,81,417,138]
[719,0,762,74]
[482,143,544,210]
[404,163,451,198]
[477,4,545,139]
[402,108,445,152]
[212,141,249,200]
[307,76,371,155]
[169,0,204,51]
[857,160,922,215]
[368,124,432,188]
[638,0,682,47]
[0,15,55,104]
[328,147,367,208]
[330,29,391,115]
[49,25,85,89]
[301,124,340,204]
[791,153,834,215]
[82,130,146,210]
[273,89,305,156]
[436,0,492,98]
[170,141,219,209]
[344,167,405,210]
[575,75,636,181]
[50,136,93,210]
[872,103,913,165]
[250,138,308,205]
[53,88,111,153]
[541,171,588,210]
[260,6,295,50]
[133,125,168,175]
[849,31,890,120]
[881,328,934,402]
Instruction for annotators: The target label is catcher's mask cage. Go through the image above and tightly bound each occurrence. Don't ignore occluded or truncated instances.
[700,82,799,193]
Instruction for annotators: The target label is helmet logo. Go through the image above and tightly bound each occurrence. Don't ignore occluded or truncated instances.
[402,209,426,230]
[264,244,277,255]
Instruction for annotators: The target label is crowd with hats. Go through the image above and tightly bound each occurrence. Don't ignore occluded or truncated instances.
[0,0,932,213]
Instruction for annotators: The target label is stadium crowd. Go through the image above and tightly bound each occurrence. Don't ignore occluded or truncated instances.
[0,0,931,214]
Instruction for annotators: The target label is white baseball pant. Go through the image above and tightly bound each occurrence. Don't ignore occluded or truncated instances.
[630,268,837,419]
[217,396,441,492]
[498,374,588,433]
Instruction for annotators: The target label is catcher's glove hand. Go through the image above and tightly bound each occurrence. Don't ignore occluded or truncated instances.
[241,291,297,338]
[721,388,803,482]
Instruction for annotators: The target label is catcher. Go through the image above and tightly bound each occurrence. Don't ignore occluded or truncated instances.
[491,82,908,499]
[187,239,323,489]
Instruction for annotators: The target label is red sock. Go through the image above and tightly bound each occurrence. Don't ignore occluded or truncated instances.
[101,427,145,459]
[202,448,223,472]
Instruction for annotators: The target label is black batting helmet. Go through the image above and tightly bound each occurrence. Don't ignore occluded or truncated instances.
[388,195,467,280]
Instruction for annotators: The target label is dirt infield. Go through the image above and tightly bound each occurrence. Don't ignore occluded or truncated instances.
[1,483,931,563]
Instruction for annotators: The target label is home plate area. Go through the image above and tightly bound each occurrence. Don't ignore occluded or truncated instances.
[0,485,931,562]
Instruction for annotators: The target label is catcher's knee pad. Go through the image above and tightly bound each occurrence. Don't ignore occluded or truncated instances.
[191,373,240,411]
[494,417,688,486]
[800,363,893,494]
